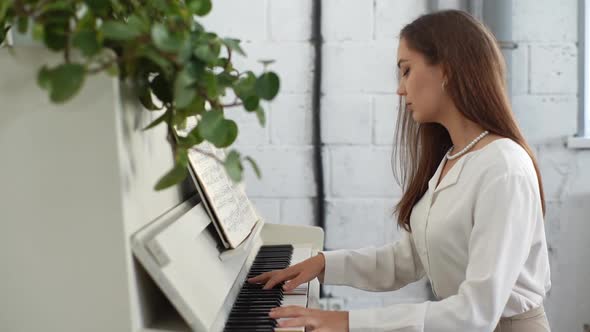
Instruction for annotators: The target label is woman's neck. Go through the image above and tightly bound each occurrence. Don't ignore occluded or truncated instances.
[439,109,486,151]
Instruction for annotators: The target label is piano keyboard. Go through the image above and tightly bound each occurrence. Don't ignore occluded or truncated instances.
[223,244,310,332]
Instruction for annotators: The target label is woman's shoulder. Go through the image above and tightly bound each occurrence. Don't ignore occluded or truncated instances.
[470,137,538,181]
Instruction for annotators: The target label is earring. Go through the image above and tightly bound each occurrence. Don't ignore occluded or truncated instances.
[441,80,447,90]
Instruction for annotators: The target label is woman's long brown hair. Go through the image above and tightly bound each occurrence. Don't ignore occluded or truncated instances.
[393,10,546,232]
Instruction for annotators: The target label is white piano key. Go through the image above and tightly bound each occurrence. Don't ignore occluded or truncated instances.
[280,294,308,307]
[272,246,311,332]
[274,295,308,332]
[274,326,305,332]
[282,246,312,296]
[274,328,305,332]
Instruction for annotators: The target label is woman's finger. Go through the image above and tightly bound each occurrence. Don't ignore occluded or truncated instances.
[262,273,286,290]
[277,316,312,328]
[263,268,299,290]
[282,276,306,291]
[269,305,308,318]
[247,271,273,283]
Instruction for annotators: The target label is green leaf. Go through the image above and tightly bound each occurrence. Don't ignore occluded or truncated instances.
[222,38,246,56]
[174,67,197,109]
[139,90,158,110]
[255,106,266,127]
[48,63,86,103]
[154,163,188,190]
[243,96,259,111]
[197,110,238,148]
[244,156,261,179]
[135,73,159,111]
[101,21,142,40]
[197,71,221,100]
[143,111,169,130]
[177,126,204,148]
[193,44,217,64]
[197,109,223,139]
[233,72,256,99]
[72,29,101,57]
[127,14,148,34]
[178,94,205,116]
[188,0,212,16]
[32,23,44,41]
[255,72,280,100]
[219,119,238,147]
[141,48,174,76]
[151,23,183,52]
[43,23,68,50]
[150,74,172,104]
[0,25,9,45]
[17,16,28,34]
[40,1,74,13]
[37,66,52,91]
[0,1,10,22]
[224,150,243,182]
[217,71,238,87]
[77,11,96,30]
[84,0,110,14]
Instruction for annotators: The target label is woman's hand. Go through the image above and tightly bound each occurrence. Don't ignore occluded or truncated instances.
[269,305,349,332]
[247,253,326,291]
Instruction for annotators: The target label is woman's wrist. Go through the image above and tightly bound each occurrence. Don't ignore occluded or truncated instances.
[317,252,326,283]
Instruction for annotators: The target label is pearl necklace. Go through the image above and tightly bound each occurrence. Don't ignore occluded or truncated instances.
[445,130,490,160]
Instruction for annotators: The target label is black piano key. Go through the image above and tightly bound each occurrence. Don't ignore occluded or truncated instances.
[223,244,296,332]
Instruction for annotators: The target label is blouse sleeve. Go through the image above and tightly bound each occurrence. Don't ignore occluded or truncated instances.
[320,229,425,292]
[346,173,542,331]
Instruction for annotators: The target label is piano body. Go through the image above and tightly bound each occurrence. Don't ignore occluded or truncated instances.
[133,195,324,332]
[0,46,322,332]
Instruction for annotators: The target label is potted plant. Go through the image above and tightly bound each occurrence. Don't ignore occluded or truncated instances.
[0,0,279,189]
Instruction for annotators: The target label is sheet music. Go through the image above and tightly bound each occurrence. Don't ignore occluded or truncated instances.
[176,118,259,248]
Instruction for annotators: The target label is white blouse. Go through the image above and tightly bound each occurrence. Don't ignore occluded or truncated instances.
[320,138,551,331]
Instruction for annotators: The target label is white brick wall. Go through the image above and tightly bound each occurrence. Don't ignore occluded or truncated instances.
[202,1,590,329]
[511,1,590,330]
[329,146,401,197]
[320,95,372,144]
[322,42,396,94]
[322,0,374,41]
[512,0,578,42]
[529,43,577,94]
[374,0,428,40]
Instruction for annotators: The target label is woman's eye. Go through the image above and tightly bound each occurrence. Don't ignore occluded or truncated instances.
[403,68,410,77]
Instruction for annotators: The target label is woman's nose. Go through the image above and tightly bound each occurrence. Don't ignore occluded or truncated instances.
[396,83,406,96]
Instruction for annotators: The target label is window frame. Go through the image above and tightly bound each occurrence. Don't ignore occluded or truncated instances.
[569,0,590,148]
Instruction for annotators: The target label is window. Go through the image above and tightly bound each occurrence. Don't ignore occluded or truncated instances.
[570,0,590,148]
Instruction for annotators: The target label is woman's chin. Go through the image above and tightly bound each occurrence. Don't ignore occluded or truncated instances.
[410,110,424,123]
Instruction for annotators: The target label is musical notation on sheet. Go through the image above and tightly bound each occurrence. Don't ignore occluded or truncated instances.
[175,119,259,248]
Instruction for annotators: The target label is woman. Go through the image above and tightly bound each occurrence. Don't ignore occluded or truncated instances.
[248,10,551,332]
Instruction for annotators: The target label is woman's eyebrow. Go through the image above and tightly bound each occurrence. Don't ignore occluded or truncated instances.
[397,59,408,68]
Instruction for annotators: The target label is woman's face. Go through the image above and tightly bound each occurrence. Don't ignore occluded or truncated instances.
[396,37,447,123]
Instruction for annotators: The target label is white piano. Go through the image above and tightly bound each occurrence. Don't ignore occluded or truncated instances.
[0,47,323,332]
[132,195,324,332]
